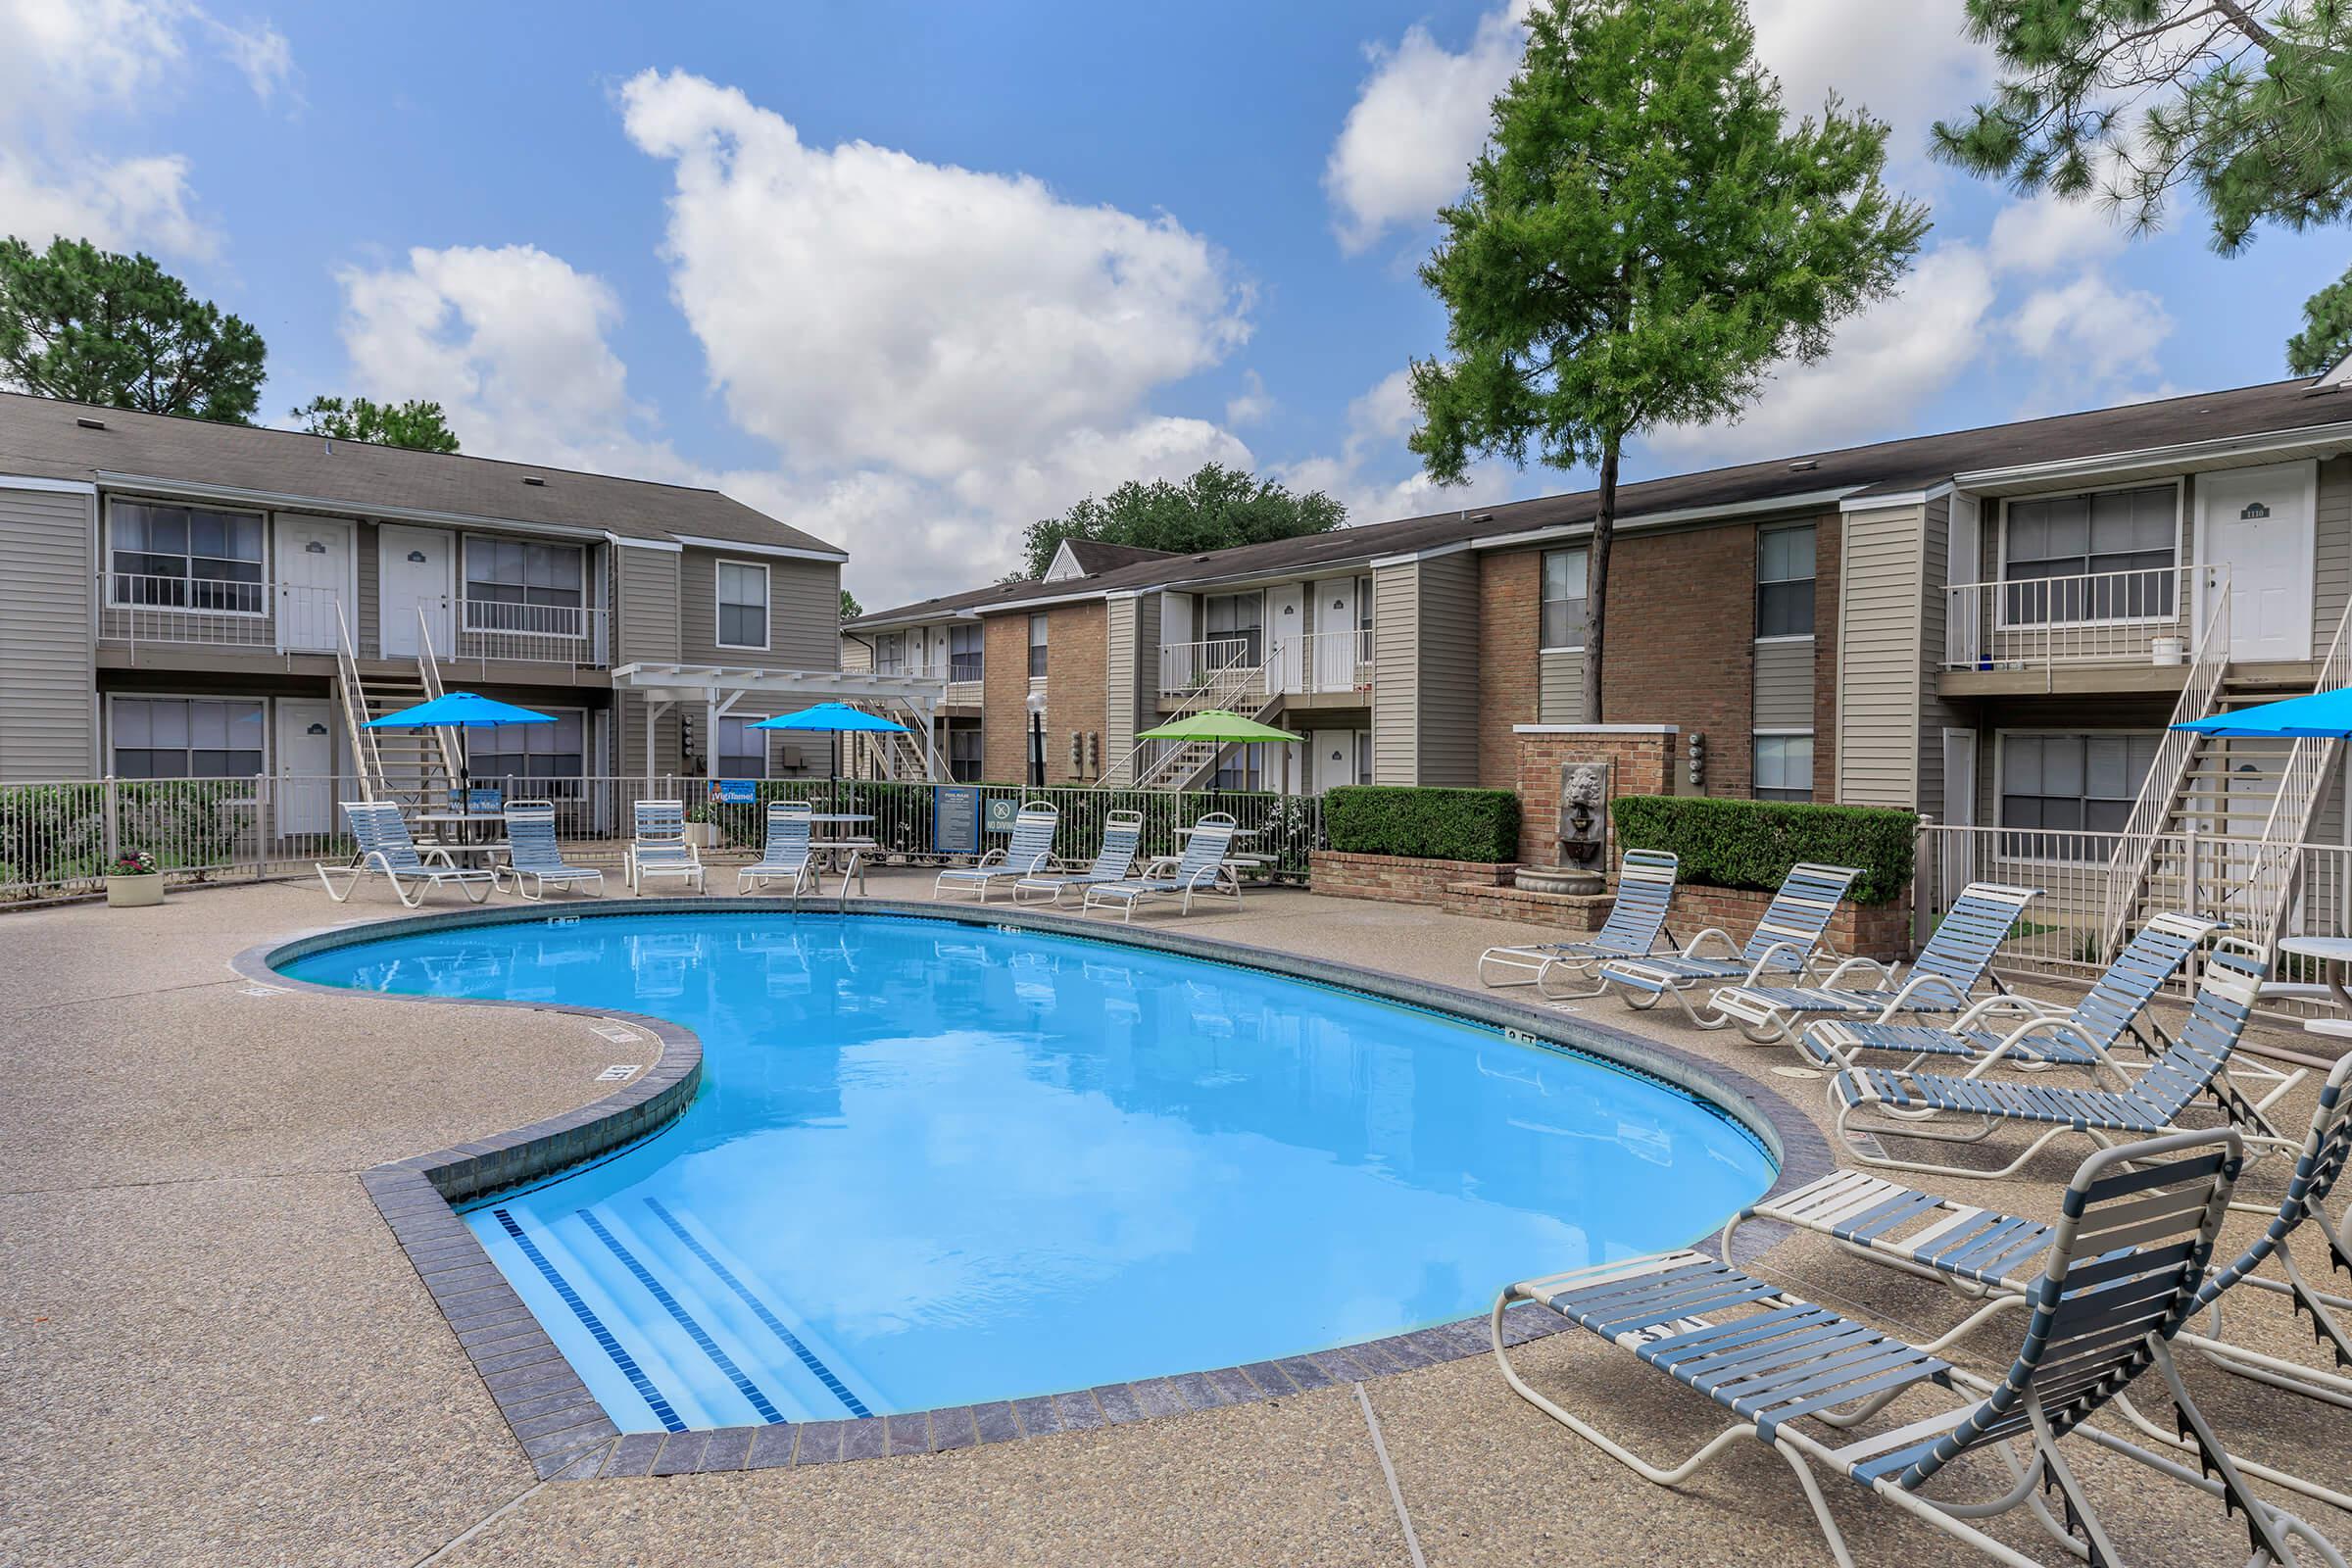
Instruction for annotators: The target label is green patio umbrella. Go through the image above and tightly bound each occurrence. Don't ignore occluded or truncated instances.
[1138,709,1300,792]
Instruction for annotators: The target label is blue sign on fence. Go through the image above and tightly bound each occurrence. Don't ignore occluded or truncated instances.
[934,786,982,855]
[710,778,757,805]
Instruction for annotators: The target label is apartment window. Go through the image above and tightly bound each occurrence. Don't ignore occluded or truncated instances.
[1028,612,1049,678]
[948,725,982,782]
[1999,732,2159,857]
[1541,549,1588,650]
[2002,485,2177,623]
[949,623,984,682]
[714,715,767,779]
[1201,591,1263,665]
[1756,525,1816,638]
[1356,576,1374,634]
[873,631,906,674]
[464,538,585,633]
[109,501,265,612]
[468,709,587,785]
[111,697,264,778]
[1354,728,1373,786]
[716,561,769,650]
[1753,734,1814,802]
[1212,742,1264,792]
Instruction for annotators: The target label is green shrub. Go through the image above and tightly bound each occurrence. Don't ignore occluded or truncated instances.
[1611,795,1916,905]
[1324,785,1520,863]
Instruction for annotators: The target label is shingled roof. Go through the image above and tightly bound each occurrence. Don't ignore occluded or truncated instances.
[0,392,845,557]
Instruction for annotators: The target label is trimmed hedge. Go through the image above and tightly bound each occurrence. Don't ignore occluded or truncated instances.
[1324,785,1520,863]
[1612,795,1916,906]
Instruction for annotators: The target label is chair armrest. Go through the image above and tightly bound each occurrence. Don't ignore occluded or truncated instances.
[1740,941,1811,984]
[1677,926,1739,958]
[1822,956,1894,987]
[1959,1015,2099,1080]
[1870,970,1972,1020]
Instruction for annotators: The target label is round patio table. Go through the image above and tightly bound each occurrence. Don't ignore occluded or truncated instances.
[2274,935,2352,1045]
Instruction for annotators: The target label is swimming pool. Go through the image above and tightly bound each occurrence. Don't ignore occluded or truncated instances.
[282,910,1775,1432]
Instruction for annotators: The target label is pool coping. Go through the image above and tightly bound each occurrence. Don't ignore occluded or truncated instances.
[234,895,1836,1483]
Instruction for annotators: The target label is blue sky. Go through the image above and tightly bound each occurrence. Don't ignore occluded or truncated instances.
[3,1,2344,606]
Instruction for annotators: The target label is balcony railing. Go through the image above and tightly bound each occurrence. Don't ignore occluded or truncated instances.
[449,596,610,668]
[1159,637,1257,696]
[99,574,343,654]
[1943,564,2218,671]
[1283,628,1374,695]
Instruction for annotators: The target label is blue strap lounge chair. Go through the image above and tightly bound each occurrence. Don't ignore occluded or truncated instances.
[1476,850,1680,997]
[1490,1128,2341,1566]
[1799,912,2222,1076]
[316,801,495,908]
[1595,862,1861,1028]
[1014,809,1144,906]
[1828,943,2301,1181]
[626,799,705,894]
[1081,817,1237,922]
[495,801,603,900]
[1707,882,2039,1046]
[739,801,821,896]
[934,802,1058,903]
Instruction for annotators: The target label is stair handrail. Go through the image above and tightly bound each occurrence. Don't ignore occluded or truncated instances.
[1102,639,1269,789]
[2240,588,2352,952]
[332,602,386,804]
[1129,645,1289,792]
[414,605,466,803]
[2100,562,2230,955]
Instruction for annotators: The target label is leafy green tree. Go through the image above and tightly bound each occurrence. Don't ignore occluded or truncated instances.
[840,588,863,622]
[1411,0,1926,720]
[2287,263,2352,375]
[291,394,461,453]
[1015,463,1345,580]
[0,236,266,422]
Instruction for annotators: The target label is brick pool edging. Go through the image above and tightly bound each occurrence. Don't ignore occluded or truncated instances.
[236,896,1836,1483]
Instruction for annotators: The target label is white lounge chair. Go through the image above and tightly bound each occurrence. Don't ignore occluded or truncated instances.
[1492,1128,2345,1567]
[1477,850,1680,996]
[1594,862,1860,1027]
[1081,817,1237,921]
[934,801,1057,902]
[1014,809,1143,906]
[494,801,603,900]
[317,801,496,908]
[627,799,705,895]
[739,800,822,896]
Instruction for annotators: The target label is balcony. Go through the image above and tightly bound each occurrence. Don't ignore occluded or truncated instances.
[451,595,611,668]
[873,657,981,706]
[98,574,611,670]
[1157,631,1374,705]
[1160,637,1259,698]
[1940,564,2222,694]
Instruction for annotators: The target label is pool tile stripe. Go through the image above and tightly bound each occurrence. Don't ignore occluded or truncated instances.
[643,1197,873,1418]
[488,1208,686,1434]
[575,1208,787,1426]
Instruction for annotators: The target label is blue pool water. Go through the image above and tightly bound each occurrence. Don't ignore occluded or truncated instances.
[282,911,1774,1430]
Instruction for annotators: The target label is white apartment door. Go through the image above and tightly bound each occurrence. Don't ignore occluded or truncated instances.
[274,514,351,653]
[274,699,340,837]
[379,524,455,658]
[1313,578,1360,692]
[2199,462,2316,663]
[1306,727,1355,795]
[1938,729,1977,904]
[1267,583,1304,692]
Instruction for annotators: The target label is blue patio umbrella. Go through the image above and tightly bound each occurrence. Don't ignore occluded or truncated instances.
[2172,686,2352,738]
[365,690,556,798]
[751,702,910,781]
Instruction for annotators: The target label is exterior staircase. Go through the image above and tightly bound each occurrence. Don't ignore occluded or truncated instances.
[331,605,462,808]
[1101,642,1282,790]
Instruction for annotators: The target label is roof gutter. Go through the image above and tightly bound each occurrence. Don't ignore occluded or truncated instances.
[96,470,611,542]
[1459,485,1863,553]
[1950,416,2352,490]
[667,532,849,564]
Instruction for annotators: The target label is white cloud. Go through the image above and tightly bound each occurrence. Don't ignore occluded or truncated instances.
[1985,192,2132,277]
[1276,368,1517,524]
[0,150,213,258]
[1224,368,1273,427]
[2003,271,2175,407]
[1746,0,1992,184]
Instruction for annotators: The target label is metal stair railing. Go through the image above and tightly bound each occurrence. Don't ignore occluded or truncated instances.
[1099,640,1267,789]
[2100,564,2230,956]
[411,606,465,803]
[2239,591,2352,953]
[332,603,387,804]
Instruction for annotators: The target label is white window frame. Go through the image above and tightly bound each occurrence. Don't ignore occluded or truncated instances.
[1753,523,1818,645]
[466,703,590,786]
[1028,612,1049,680]
[105,692,270,779]
[1993,479,2183,633]
[711,713,770,780]
[1540,546,1589,653]
[103,496,270,617]
[461,534,588,639]
[1991,727,2164,867]
[1751,728,1815,802]
[714,558,771,652]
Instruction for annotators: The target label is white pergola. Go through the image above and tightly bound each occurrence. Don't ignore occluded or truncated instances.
[610,662,950,782]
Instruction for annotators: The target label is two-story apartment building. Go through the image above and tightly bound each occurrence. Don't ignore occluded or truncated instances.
[0,392,904,819]
[842,372,2352,897]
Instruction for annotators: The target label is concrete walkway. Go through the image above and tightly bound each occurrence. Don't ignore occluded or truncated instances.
[1,871,2345,1566]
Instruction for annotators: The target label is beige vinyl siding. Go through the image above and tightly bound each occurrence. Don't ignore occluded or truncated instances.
[1751,639,1813,730]
[615,543,680,777]
[1836,501,1927,807]
[837,635,872,672]
[0,484,96,779]
[1103,596,1140,783]
[1412,552,1481,785]
[2315,456,2351,649]
[1538,650,1584,723]
[1916,495,1962,819]
[1370,561,1420,783]
[354,520,380,657]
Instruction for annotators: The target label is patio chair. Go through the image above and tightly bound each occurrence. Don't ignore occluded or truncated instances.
[1593,862,1860,1028]
[1799,911,2221,1077]
[1475,850,1680,997]
[1013,809,1144,906]
[316,801,496,908]
[626,799,705,895]
[1491,1128,2345,1567]
[1705,882,2039,1047]
[1081,817,1238,922]
[739,800,821,896]
[1828,942,2307,1181]
[494,801,603,901]
[1725,1055,2352,1511]
[933,801,1058,903]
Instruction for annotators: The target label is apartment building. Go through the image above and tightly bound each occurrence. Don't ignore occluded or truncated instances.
[842,372,2352,889]
[0,392,923,815]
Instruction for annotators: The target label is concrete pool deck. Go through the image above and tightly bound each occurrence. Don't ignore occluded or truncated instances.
[3,871,2347,1566]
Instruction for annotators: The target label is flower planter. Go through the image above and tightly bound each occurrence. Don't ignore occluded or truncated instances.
[683,822,716,848]
[105,876,166,908]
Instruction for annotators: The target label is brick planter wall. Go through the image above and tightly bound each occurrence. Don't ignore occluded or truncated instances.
[1667,883,1913,962]
[1513,727,1674,868]
[1311,850,1511,906]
